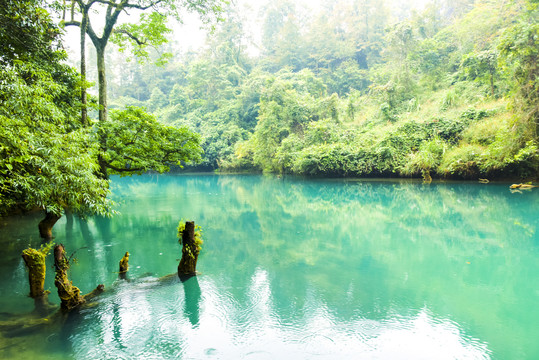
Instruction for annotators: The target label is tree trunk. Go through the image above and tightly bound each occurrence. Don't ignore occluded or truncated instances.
[54,244,85,312]
[178,221,199,279]
[96,44,107,122]
[80,12,88,127]
[38,212,61,240]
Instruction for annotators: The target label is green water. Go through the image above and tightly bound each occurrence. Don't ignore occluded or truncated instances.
[1,174,538,359]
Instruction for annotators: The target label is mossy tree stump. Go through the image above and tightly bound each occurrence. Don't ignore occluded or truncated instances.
[178,221,200,279]
[119,252,129,280]
[21,244,54,315]
[22,248,47,299]
[53,244,85,311]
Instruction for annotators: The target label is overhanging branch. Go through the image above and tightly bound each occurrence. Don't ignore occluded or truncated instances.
[103,161,144,173]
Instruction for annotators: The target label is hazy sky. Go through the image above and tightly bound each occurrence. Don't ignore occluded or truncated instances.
[63,0,432,65]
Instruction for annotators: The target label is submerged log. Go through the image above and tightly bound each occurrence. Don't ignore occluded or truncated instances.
[0,317,52,338]
[119,252,129,280]
[510,183,537,189]
[53,244,85,312]
[83,284,105,303]
[38,211,61,240]
[178,221,200,279]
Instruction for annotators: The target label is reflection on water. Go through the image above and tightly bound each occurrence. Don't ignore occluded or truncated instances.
[0,174,538,359]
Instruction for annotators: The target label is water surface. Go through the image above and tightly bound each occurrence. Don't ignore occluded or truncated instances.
[0,174,538,359]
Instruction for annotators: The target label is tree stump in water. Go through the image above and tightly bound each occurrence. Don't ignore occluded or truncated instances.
[21,248,47,299]
[178,221,200,279]
[21,246,54,315]
[53,244,85,311]
[38,211,61,240]
[119,252,129,280]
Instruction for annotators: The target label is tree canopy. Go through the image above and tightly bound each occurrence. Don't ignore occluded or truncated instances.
[0,0,111,217]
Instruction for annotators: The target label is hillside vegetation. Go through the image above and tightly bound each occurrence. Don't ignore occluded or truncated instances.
[107,0,539,180]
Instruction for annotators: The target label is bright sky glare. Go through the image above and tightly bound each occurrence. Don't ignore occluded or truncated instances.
[63,0,431,66]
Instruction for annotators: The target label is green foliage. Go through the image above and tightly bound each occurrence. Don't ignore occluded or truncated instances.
[0,0,113,217]
[22,241,55,262]
[0,63,112,216]
[439,88,458,110]
[460,50,498,91]
[499,0,539,132]
[98,107,202,176]
[112,12,172,63]
[292,143,365,176]
[105,0,538,180]
[0,0,61,67]
[247,69,330,172]
[198,121,248,169]
[149,87,168,111]
[479,125,539,177]
[438,144,485,178]
[402,138,448,179]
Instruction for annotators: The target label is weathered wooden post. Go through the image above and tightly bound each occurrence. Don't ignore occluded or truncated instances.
[53,244,85,311]
[119,252,129,280]
[178,221,200,279]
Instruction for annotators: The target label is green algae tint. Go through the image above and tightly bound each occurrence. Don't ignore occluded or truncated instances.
[0,174,538,359]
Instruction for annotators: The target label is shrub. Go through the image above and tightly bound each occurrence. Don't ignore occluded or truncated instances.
[402,138,448,180]
[438,144,485,178]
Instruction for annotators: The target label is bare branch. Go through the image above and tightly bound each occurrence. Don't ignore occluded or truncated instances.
[92,0,122,7]
[113,29,146,46]
[84,0,162,10]
[63,20,82,27]
[124,0,164,11]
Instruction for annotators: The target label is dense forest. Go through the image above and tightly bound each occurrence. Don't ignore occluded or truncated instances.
[103,0,539,180]
[1,0,538,223]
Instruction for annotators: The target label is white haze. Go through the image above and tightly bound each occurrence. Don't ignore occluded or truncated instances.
[63,0,431,65]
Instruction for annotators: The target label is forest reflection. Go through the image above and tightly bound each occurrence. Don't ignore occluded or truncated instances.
[1,174,537,359]
[81,174,535,358]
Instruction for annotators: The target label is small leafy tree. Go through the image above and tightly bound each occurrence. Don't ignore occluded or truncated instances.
[98,107,202,176]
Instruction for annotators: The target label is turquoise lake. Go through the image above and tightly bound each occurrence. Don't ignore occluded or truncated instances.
[0,174,538,359]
